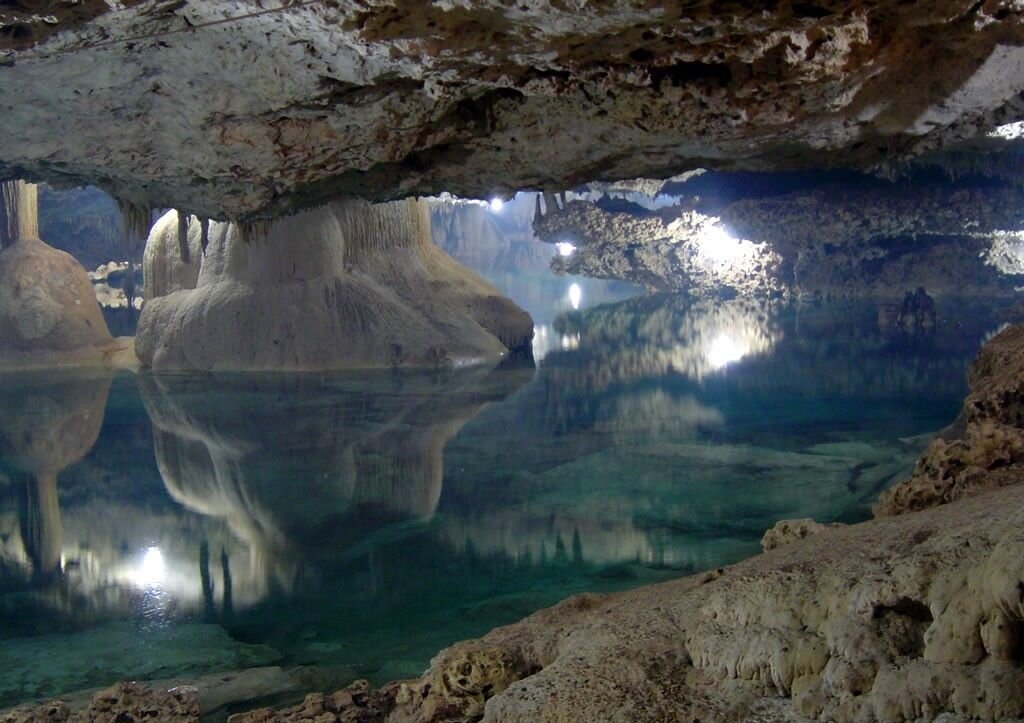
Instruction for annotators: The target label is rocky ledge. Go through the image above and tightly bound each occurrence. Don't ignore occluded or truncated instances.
[9,321,1024,722]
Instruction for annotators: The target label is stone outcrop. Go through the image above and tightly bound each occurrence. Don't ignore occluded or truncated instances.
[760,518,844,551]
[0,682,198,723]
[135,199,533,370]
[1,3,1023,218]
[537,173,1024,298]
[876,322,1024,517]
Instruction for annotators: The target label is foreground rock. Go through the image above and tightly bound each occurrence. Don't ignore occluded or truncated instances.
[0,682,197,723]
[135,199,533,370]
[2,3,1023,218]
[876,322,1024,517]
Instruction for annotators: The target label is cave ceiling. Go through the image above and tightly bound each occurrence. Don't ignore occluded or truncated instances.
[0,0,1022,220]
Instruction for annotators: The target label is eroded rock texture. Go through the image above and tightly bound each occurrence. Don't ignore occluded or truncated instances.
[1,2,1023,218]
[538,172,1024,297]
[876,322,1024,517]
[135,199,533,370]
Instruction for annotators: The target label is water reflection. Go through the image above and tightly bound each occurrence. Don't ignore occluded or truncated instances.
[0,294,1002,707]
[0,372,111,580]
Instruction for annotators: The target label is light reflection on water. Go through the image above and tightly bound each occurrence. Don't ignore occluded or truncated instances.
[0,290,1001,709]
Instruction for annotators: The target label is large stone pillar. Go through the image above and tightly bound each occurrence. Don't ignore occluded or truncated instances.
[136,198,534,371]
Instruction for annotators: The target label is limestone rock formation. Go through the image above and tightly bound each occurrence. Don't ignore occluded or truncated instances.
[760,518,844,551]
[135,199,533,371]
[876,322,1024,517]
[142,210,216,301]
[537,173,1024,298]
[0,180,127,368]
[0,682,198,723]
[1,3,1023,218]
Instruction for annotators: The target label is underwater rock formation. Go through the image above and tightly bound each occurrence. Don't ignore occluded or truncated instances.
[1,2,1023,218]
[135,199,533,371]
[0,181,128,368]
[876,321,1024,517]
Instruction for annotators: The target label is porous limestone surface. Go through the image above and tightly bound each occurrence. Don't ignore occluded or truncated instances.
[876,322,1024,517]
[135,199,533,371]
[0,237,123,368]
[1,2,1023,218]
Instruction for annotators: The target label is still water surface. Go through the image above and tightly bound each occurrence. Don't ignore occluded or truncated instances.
[0,279,998,709]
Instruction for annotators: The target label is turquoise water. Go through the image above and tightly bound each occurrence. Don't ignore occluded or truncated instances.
[0,289,999,711]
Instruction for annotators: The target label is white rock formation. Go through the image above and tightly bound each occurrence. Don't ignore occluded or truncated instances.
[143,210,215,301]
[135,198,533,371]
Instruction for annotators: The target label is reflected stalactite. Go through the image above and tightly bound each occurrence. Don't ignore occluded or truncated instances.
[0,372,111,580]
[19,471,62,578]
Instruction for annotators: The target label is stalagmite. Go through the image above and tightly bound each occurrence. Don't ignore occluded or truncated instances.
[0,180,120,367]
[142,210,221,301]
[543,190,560,215]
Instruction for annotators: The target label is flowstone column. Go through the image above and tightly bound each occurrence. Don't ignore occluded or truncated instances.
[0,179,114,367]
[136,198,534,371]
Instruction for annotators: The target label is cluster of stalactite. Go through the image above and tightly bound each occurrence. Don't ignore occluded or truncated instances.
[0,179,39,249]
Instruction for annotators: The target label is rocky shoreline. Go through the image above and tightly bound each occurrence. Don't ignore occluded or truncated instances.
[6,324,1024,723]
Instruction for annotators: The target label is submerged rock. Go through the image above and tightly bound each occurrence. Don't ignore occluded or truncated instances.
[135,199,533,371]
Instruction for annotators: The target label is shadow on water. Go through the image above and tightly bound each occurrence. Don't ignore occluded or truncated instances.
[0,293,1009,708]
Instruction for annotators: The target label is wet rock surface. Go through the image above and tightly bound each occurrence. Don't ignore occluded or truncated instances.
[1,2,1023,218]
[876,322,1024,517]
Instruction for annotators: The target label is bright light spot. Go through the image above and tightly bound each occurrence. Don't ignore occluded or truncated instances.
[556,242,576,257]
[133,546,166,588]
[488,197,505,212]
[568,283,582,310]
[989,121,1024,140]
[707,334,748,369]
[560,334,580,351]
[698,224,746,262]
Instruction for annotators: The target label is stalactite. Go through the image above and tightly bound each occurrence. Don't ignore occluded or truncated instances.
[176,211,191,265]
[534,193,544,223]
[199,217,210,255]
[543,190,560,215]
[558,191,568,207]
[0,180,40,249]
[116,198,153,245]
[237,219,273,245]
